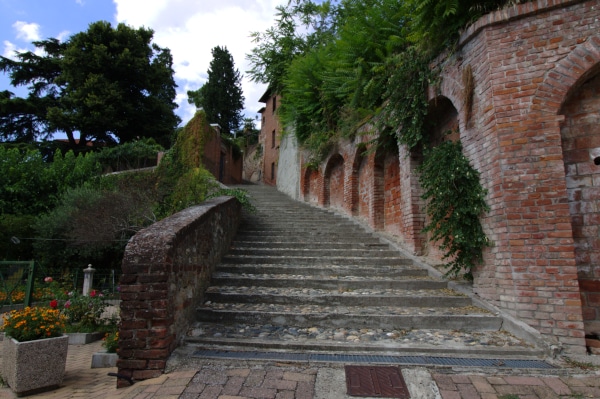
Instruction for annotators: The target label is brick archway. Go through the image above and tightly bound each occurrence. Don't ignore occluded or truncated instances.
[531,36,600,116]
[323,154,345,210]
[302,167,321,205]
[532,35,600,338]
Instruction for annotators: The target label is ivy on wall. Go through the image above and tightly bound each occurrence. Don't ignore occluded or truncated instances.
[417,140,490,280]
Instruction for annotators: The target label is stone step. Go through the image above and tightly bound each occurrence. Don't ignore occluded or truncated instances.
[185,184,541,360]
[220,255,413,266]
[210,274,445,290]
[184,323,542,357]
[236,228,375,237]
[214,264,428,278]
[204,290,473,308]
[226,247,406,258]
[231,241,388,249]
[195,303,502,331]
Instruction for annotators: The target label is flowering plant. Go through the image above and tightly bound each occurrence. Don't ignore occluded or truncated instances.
[102,330,119,353]
[1,306,66,342]
[41,277,109,333]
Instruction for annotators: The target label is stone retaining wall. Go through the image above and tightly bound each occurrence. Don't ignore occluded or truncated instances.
[117,196,241,386]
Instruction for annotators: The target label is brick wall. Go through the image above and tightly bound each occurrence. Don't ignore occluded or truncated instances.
[291,0,600,353]
[202,125,243,185]
[118,196,241,386]
[259,91,281,186]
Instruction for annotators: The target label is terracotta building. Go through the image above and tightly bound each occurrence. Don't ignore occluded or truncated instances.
[258,88,281,186]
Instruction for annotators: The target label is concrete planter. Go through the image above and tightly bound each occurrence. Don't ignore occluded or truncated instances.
[1,334,68,396]
[67,331,104,345]
[91,351,118,368]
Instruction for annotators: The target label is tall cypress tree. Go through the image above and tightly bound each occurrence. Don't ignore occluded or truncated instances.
[187,46,244,135]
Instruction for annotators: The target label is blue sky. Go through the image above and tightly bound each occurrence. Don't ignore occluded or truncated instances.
[1,0,285,133]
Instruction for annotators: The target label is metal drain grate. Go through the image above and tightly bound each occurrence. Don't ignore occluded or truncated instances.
[346,366,410,398]
[192,350,555,369]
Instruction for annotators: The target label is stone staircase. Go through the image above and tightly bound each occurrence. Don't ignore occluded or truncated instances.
[183,184,545,360]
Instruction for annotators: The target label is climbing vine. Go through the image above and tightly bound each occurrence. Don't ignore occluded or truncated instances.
[378,47,435,150]
[417,140,490,280]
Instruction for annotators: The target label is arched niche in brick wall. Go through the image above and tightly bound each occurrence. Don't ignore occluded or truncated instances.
[323,154,345,211]
[426,96,460,145]
[372,141,400,234]
[559,69,600,336]
[421,96,460,259]
[302,167,321,205]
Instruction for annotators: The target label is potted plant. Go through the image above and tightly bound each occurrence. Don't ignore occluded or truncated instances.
[91,329,119,368]
[1,306,68,396]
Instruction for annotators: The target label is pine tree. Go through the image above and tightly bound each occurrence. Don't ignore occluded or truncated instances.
[187,46,244,135]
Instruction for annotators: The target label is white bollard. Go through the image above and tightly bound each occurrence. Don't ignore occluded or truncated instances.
[82,264,96,296]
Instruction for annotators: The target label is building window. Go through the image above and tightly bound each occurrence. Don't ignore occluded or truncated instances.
[272,96,277,113]
[271,162,275,180]
[272,130,276,148]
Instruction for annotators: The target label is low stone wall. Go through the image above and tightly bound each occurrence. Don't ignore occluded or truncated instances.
[117,196,241,386]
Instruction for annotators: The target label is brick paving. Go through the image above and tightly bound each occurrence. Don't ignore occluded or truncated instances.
[432,372,600,399]
[1,339,599,398]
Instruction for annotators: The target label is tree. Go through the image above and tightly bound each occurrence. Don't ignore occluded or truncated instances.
[0,22,180,148]
[246,0,337,92]
[187,46,244,135]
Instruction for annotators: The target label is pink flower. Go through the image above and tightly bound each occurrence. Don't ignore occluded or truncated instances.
[90,290,97,297]
[64,300,71,309]
[44,277,53,283]
[49,299,58,309]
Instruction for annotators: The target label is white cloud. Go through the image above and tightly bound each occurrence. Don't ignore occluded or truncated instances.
[12,21,41,42]
[56,30,72,42]
[113,0,281,124]
[2,40,18,58]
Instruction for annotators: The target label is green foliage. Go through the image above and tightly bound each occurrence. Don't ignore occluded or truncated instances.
[408,0,512,55]
[0,146,101,215]
[278,0,410,159]
[379,47,434,150]
[418,140,490,280]
[1,21,180,148]
[164,168,219,216]
[246,0,337,92]
[208,188,256,213]
[154,111,222,218]
[102,329,119,353]
[235,117,260,148]
[187,46,244,135]
[0,214,36,260]
[32,176,157,272]
[92,138,164,172]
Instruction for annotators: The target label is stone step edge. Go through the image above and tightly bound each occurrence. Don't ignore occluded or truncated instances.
[203,293,472,307]
[196,310,503,331]
[183,337,545,358]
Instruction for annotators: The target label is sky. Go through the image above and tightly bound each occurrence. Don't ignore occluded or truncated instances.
[0,0,287,134]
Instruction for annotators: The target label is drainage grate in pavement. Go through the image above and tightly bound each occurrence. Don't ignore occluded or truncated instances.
[192,350,555,369]
[345,366,410,398]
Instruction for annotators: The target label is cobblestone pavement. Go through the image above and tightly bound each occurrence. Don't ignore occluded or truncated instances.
[1,340,599,398]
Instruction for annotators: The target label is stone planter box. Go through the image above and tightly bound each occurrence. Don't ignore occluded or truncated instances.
[67,331,104,345]
[1,334,68,396]
[91,351,118,368]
